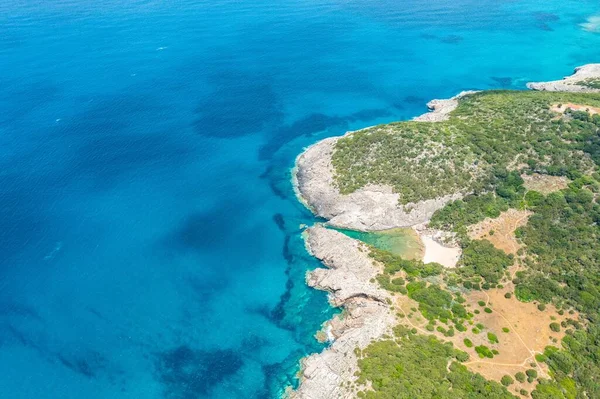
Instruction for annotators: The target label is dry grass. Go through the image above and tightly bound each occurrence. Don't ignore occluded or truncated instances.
[467,209,532,255]
[392,285,579,395]
[522,173,569,195]
[551,102,600,116]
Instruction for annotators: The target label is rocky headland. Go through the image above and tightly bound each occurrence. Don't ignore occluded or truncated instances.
[527,63,600,92]
[288,64,600,399]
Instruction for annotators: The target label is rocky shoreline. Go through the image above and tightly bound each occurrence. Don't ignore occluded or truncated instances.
[293,91,470,232]
[287,64,600,399]
[527,63,600,92]
[288,226,395,399]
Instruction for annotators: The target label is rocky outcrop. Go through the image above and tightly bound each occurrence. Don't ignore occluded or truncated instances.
[293,137,461,231]
[292,91,474,231]
[527,64,600,92]
[413,90,478,122]
[288,226,395,399]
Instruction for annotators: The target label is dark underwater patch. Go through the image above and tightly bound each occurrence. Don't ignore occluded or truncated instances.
[440,34,463,44]
[491,76,513,87]
[0,172,53,265]
[258,113,347,160]
[193,72,283,138]
[165,200,250,253]
[155,346,244,398]
[404,95,426,104]
[57,351,107,379]
[533,12,559,31]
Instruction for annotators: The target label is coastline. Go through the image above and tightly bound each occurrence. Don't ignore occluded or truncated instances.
[287,64,600,398]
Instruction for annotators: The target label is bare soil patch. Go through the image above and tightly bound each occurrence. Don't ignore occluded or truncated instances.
[551,102,600,115]
[522,173,569,195]
[468,209,532,255]
[392,286,577,396]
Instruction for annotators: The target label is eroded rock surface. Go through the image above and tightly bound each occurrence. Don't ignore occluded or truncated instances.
[293,137,460,231]
[289,226,395,399]
[527,64,600,92]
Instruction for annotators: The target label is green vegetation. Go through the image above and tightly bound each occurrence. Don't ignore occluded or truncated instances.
[350,92,600,398]
[332,91,600,204]
[430,170,525,232]
[356,330,515,398]
[463,338,473,348]
[501,375,514,387]
[488,332,499,344]
[406,281,465,321]
[475,345,495,359]
[580,78,600,89]
[459,240,513,287]
[369,247,443,278]
[502,327,510,333]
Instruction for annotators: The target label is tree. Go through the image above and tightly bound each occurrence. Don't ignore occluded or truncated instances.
[501,375,514,386]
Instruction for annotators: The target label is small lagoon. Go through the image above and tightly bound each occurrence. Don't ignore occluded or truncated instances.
[333,227,423,260]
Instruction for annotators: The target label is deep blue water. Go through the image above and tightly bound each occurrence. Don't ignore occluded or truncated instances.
[0,1,599,398]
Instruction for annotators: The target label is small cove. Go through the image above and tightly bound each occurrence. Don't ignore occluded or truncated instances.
[332,227,424,260]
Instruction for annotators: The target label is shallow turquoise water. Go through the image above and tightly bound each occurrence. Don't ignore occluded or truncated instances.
[333,228,423,259]
[0,1,599,398]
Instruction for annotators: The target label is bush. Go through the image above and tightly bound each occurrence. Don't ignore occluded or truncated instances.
[488,332,499,344]
[515,372,526,383]
[475,345,494,359]
[501,375,514,386]
[478,300,486,306]
[484,307,493,313]
[504,292,512,299]
[526,369,537,378]
[549,322,560,332]
[537,303,546,311]
[502,327,510,333]
[464,338,473,348]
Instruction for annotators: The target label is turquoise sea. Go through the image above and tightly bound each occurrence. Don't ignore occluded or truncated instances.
[1,1,599,398]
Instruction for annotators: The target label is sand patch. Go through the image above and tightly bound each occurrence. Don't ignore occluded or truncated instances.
[551,102,600,116]
[522,173,569,194]
[421,235,460,268]
[581,15,600,33]
[468,209,532,255]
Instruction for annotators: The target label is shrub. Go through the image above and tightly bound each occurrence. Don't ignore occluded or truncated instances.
[537,303,546,311]
[484,307,493,313]
[475,345,494,359]
[488,332,499,344]
[502,327,510,333]
[501,375,514,386]
[515,372,526,383]
[464,338,473,348]
[549,322,560,332]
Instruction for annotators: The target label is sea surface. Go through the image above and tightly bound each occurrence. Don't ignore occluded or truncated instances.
[1,1,599,398]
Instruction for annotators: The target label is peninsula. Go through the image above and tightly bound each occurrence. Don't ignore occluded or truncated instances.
[289,65,600,399]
